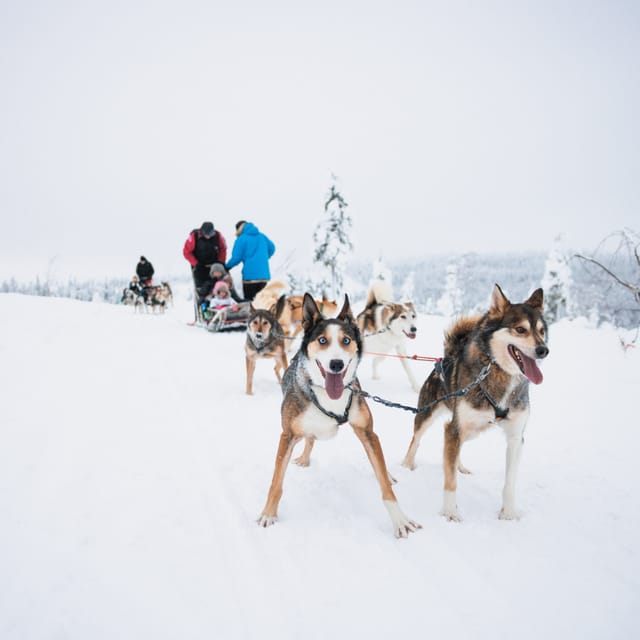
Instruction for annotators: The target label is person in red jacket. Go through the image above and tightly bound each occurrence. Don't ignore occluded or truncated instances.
[183,221,228,301]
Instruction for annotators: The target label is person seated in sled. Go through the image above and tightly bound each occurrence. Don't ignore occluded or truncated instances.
[207,280,238,311]
[122,275,144,303]
[209,262,243,302]
[128,275,144,295]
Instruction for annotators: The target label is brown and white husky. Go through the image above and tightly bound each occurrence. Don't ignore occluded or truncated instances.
[402,284,549,521]
[258,293,420,538]
[245,295,288,395]
[357,279,421,392]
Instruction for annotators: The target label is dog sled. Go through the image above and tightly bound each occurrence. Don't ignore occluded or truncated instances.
[201,301,251,332]
[190,262,249,332]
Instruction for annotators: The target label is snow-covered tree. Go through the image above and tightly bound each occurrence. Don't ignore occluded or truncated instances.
[437,260,464,317]
[312,177,353,299]
[401,270,415,302]
[371,257,393,294]
[542,234,574,323]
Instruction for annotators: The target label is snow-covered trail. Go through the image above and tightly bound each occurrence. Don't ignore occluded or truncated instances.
[0,293,638,639]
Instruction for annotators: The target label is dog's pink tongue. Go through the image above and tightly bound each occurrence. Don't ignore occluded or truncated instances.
[325,373,345,400]
[522,353,543,385]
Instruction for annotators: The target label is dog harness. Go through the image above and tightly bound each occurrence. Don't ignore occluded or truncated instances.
[307,385,354,425]
[478,384,510,421]
[249,332,277,354]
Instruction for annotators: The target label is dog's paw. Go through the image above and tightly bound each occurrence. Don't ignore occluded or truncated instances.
[400,459,416,471]
[384,500,421,538]
[457,462,472,474]
[498,507,520,521]
[257,513,278,528]
[293,456,310,467]
[394,519,422,539]
[441,509,463,522]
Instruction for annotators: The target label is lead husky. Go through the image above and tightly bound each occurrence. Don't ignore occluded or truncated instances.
[402,284,549,521]
[357,279,421,392]
[257,293,420,538]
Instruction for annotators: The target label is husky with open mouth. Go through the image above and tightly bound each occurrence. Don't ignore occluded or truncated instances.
[402,284,549,522]
[357,278,421,392]
[258,293,420,538]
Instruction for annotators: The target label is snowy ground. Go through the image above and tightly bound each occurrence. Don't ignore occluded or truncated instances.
[0,289,638,639]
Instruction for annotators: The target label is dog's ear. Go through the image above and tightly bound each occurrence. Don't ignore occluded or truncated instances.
[336,294,355,324]
[271,294,287,320]
[489,284,510,315]
[525,288,544,312]
[302,293,322,332]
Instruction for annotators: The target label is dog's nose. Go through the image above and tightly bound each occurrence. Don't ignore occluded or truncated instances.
[536,345,549,359]
[329,359,344,373]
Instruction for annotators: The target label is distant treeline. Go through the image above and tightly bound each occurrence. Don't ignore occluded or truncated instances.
[1,252,638,328]
[349,251,639,328]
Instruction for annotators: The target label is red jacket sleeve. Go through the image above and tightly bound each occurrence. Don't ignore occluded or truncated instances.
[183,232,197,267]
[217,232,228,264]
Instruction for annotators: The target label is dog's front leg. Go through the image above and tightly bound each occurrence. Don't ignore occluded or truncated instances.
[245,356,256,395]
[294,437,315,467]
[351,421,420,538]
[274,353,288,384]
[442,420,462,521]
[396,345,421,392]
[500,430,524,520]
[258,431,301,527]
[371,355,383,380]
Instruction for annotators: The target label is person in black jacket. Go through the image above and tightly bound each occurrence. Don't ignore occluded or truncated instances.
[136,256,155,286]
[183,222,229,300]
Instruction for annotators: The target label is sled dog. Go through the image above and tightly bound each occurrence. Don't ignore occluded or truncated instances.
[257,293,420,538]
[252,280,289,310]
[357,279,420,392]
[122,288,146,312]
[282,295,338,341]
[245,295,288,395]
[402,284,549,521]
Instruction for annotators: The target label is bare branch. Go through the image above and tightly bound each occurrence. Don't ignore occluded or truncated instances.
[574,253,640,304]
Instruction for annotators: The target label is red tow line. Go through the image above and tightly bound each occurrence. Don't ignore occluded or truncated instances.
[364,351,442,362]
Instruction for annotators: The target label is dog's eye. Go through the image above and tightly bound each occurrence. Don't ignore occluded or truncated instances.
[342,337,351,345]
[515,327,527,334]
[318,336,327,345]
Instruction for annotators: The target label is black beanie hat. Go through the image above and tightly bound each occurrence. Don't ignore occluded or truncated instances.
[200,222,215,237]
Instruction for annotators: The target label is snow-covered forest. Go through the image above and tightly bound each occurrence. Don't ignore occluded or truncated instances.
[2,247,638,329]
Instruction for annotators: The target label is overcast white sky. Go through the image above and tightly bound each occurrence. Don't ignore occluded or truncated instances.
[1,0,638,278]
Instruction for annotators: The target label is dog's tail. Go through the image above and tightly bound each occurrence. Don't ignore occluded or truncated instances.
[443,315,481,359]
[365,278,394,308]
[253,280,289,309]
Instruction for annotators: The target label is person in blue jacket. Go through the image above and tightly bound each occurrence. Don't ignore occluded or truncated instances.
[225,220,276,301]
